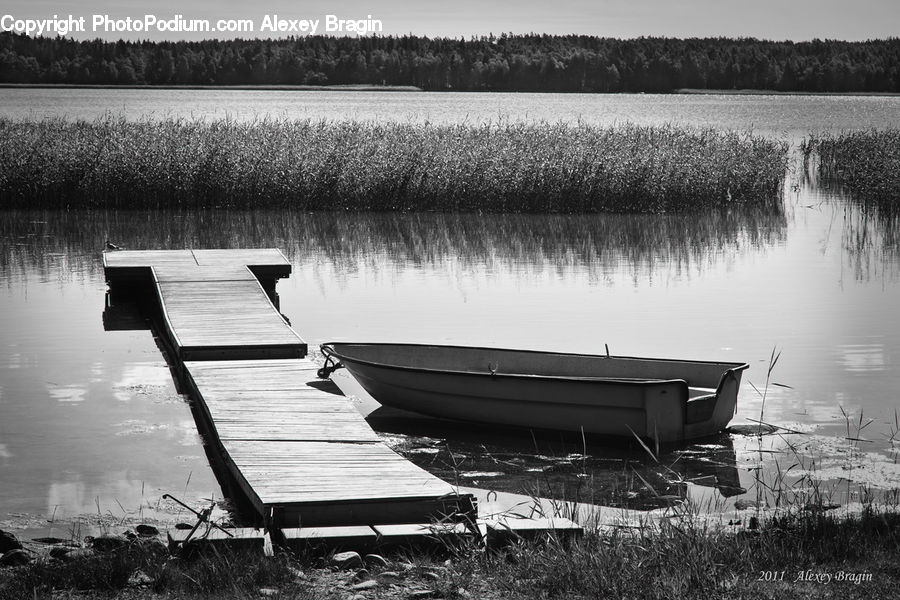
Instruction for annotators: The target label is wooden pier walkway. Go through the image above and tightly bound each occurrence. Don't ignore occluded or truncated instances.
[184,359,465,527]
[103,248,474,531]
[104,249,306,360]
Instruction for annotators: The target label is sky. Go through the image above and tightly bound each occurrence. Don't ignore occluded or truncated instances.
[2,0,898,42]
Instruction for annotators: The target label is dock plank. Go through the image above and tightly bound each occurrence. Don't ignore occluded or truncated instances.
[153,272,305,360]
[184,359,466,526]
[103,248,292,283]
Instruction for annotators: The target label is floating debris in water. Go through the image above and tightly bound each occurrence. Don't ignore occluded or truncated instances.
[114,420,171,436]
[728,423,779,436]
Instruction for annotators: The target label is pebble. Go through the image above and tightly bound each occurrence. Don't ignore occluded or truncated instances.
[379,571,401,580]
[0,530,23,554]
[135,524,160,537]
[91,535,127,552]
[62,548,96,561]
[364,553,389,568]
[350,579,378,591]
[421,571,441,581]
[330,550,363,570]
[407,590,437,599]
[258,588,279,597]
[136,537,168,559]
[289,566,305,579]
[0,549,31,567]
[127,570,154,586]
[49,546,74,559]
[353,568,370,582]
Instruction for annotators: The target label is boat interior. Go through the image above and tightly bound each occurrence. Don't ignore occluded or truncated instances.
[330,343,748,390]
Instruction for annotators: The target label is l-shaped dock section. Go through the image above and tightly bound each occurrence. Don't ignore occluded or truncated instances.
[103,248,476,531]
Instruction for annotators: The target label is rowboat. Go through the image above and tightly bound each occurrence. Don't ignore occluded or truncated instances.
[318,342,749,444]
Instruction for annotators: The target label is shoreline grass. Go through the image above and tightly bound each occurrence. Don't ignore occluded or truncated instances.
[2,505,899,599]
[803,129,900,215]
[0,118,788,213]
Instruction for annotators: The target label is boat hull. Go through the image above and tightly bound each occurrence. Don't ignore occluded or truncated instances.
[322,343,748,443]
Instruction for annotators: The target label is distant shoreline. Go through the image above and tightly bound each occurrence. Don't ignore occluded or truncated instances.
[0,83,423,92]
[1,84,898,97]
[674,88,900,97]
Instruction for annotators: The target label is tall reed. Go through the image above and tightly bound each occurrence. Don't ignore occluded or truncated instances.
[0,117,788,213]
[803,129,900,215]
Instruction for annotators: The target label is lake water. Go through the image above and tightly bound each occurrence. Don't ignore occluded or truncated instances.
[3,87,900,143]
[1,89,899,532]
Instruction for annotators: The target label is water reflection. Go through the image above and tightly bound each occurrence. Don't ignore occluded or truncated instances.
[837,343,887,374]
[841,205,900,283]
[801,171,900,283]
[733,425,900,509]
[372,409,745,511]
[1,201,892,288]
[46,384,86,403]
[1,208,789,281]
[2,197,899,528]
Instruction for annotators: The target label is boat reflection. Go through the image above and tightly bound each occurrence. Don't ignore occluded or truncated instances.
[366,403,744,511]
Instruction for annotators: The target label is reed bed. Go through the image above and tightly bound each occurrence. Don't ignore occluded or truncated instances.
[804,129,900,215]
[0,118,788,213]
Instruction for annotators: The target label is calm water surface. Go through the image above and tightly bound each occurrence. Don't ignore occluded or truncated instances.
[1,201,898,530]
[1,90,899,531]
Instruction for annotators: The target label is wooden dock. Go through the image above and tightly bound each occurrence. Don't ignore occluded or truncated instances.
[103,249,306,360]
[184,359,468,527]
[103,248,475,532]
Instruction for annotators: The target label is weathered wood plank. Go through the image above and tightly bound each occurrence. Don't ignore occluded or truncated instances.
[103,248,291,284]
[104,248,289,269]
[153,265,258,282]
[183,359,469,526]
[151,269,305,360]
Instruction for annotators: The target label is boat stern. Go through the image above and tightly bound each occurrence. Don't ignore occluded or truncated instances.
[682,364,748,441]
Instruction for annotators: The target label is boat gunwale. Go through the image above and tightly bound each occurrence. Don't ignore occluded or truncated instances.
[321,342,750,385]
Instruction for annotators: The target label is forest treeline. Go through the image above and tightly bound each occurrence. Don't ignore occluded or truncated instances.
[1,32,898,93]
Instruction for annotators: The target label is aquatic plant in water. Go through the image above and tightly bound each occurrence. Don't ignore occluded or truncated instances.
[803,129,900,215]
[0,117,788,213]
